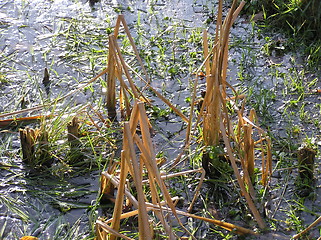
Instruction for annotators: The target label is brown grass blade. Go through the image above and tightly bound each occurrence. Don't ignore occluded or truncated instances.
[123,122,152,240]
[117,15,151,84]
[220,120,266,229]
[102,171,138,208]
[96,220,135,240]
[146,203,258,236]
[109,151,129,240]
[293,216,321,239]
[187,168,206,213]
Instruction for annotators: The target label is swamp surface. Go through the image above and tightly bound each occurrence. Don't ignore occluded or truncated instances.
[0,0,320,239]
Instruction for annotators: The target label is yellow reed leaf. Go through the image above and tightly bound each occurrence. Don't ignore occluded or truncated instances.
[19,237,38,240]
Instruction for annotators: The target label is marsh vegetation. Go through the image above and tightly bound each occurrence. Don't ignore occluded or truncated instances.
[0,0,320,239]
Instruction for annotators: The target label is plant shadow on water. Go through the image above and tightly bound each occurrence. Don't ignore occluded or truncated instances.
[0,153,99,239]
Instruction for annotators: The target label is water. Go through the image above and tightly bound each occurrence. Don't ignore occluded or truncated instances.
[0,0,320,239]
[0,1,215,239]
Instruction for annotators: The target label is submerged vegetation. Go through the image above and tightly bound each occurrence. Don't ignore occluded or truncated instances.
[0,0,320,239]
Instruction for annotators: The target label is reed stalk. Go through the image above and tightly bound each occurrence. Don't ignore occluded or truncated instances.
[136,102,184,239]
[96,220,135,240]
[114,15,151,85]
[106,36,117,120]
[243,124,255,183]
[293,215,321,239]
[201,0,246,147]
[145,203,258,236]
[108,152,128,240]
[99,161,117,204]
[95,4,272,238]
[19,127,37,163]
[266,136,272,184]
[220,120,266,229]
[67,117,80,147]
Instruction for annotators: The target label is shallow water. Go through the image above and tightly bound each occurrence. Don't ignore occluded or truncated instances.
[0,1,216,239]
[0,0,320,239]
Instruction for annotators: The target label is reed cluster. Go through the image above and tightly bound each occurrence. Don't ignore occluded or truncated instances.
[0,0,276,238]
[96,0,273,238]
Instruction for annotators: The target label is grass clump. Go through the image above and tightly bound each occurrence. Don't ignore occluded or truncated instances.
[247,0,321,38]
[244,0,321,67]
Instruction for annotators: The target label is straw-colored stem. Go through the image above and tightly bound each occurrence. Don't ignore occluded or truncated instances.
[124,62,188,123]
[109,151,129,240]
[106,36,117,119]
[293,216,321,239]
[232,1,246,23]
[102,171,138,208]
[267,136,272,177]
[141,168,203,184]
[203,78,221,146]
[203,30,211,79]
[146,203,258,236]
[89,105,111,128]
[140,153,175,239]
[135,103,195,239]
[261,140,267,186]
[109,35,139,99]
[96,220,135,240]
[243,124,255,183]
[115,15,151,84]
[133,129,176,239]
[129,103,175,239]
[124,122,152,240]
[220,120,266,229]
[104,197,181,225]
[100,173,115,203]
[187,168,206,213]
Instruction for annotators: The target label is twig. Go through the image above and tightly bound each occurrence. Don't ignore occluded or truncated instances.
[293,216,321,239]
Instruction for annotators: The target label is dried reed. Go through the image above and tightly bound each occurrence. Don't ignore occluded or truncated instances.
[20,127,37,163]
[97,101,256,238]
[106,35,117,120]
[293,215,321,239]
[20,126,50,166]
